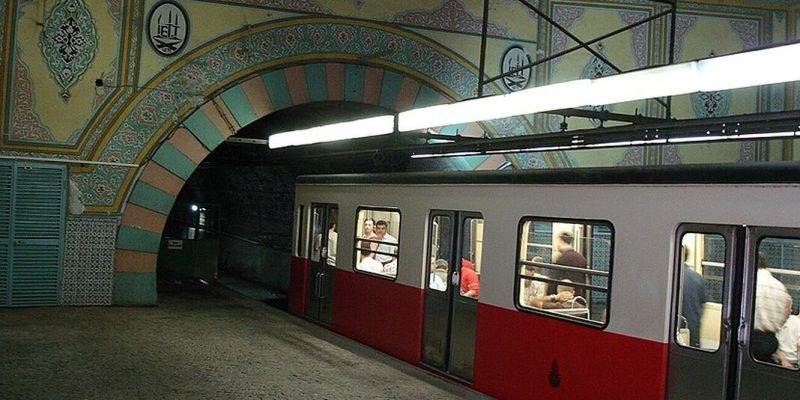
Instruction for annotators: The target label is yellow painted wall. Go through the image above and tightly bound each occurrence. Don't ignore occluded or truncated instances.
[16,0,120,142]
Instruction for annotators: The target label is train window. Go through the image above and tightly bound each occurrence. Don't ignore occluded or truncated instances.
[310,207,323,263]
[459,218,484,299]
[675,232,725,352]
[516,218,612,326]
[353,207,401,279]
[750,237,800,370]
[427,215,452,292]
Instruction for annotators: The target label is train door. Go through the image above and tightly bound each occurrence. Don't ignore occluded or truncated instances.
[667,224,741,400]
[304,204,338,324]
[421,211,484,382]
[735,227,800,399]
[667,225,800,399]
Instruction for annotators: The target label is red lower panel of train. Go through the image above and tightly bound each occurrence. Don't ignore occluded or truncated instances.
[330,268,424,364]
[290,260,667,398]
[473,304,668,400]
[288,256,309,316]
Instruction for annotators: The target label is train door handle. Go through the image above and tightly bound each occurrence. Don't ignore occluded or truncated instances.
[318,273,326,299]
[737,321,748,347]
[314,272,322,297]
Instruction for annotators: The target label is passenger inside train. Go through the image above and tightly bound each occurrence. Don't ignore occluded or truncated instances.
[676,233,722,352]
[460,258,480,298]
[678,245,708,348]
[356,247,383,274]
[516,220,609,323]
[429,259,448,291]
[777,300,800,369]
[353,208,401,278]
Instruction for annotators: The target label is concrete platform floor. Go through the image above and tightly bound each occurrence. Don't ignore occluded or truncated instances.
[0,282,491,400]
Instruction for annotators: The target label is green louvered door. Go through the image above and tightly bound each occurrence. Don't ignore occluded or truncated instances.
[0,163,11,304]
[0,162,66,307]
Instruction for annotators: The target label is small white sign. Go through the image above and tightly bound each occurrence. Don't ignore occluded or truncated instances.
[148,1,189,57]
[167,239,184,250]
[501,46,532,92]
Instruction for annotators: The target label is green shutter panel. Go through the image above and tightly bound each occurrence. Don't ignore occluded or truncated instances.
[0,164,11,306]
[10,164,65,306]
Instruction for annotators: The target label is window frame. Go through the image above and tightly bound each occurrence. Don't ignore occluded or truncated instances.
[352,206,402,281]
[672,228,728,354]
[749,234,800,370]
[513,215,615,329]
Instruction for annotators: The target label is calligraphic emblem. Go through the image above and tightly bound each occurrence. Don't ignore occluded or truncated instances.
[147,1,189,57]
[501,46,532,92]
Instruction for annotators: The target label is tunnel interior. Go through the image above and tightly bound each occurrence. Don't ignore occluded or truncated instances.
[157,101,454,306]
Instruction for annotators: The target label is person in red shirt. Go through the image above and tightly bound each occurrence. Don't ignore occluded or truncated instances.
[460,258,480,299]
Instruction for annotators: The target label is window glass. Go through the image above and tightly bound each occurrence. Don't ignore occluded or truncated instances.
[354,208,401,278]
[516,219,612,325]
[675,232,725,352]
[326,208,338,266]
[310,207,323,263]
[459,218,484,299]
[751,237,800,370]
[427,215,452,292]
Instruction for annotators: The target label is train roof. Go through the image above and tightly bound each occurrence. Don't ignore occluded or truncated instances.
[296,162,800,186]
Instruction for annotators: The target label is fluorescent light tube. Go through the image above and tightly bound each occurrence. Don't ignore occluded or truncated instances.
[668,135,727,143]
[411,151,482,159]
[398,79,591,132]
[733,131,796,140]
[268,115,395,149]
[590,62,699,106]
[698,43,800,91]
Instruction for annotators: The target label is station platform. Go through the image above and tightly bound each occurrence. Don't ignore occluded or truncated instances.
[0,280,490,400]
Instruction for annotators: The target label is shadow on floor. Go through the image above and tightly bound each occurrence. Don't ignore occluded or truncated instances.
[213,272,289,311]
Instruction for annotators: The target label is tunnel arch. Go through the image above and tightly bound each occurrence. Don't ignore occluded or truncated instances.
[107,17,560,305]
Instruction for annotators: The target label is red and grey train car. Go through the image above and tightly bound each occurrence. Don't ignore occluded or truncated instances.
[288,163,800,399]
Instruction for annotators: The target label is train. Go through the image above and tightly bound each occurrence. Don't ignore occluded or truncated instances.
[287,163,800,399]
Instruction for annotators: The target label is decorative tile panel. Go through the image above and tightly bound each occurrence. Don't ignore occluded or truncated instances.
[392,0,510,37]
[40,0,98,100]
[11,58,55,142]
[617,9,650,68]
[218,0,326,13]
[63,215,119,305]
[75,19,537,209]
[691,90,731,118]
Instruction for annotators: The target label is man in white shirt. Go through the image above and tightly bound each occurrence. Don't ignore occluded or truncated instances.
[777,313,800,368]
[753,254,792,364]
[374,220,398,274]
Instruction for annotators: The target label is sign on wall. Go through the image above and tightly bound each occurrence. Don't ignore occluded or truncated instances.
[501,46,532,92]
[147,1,189,57]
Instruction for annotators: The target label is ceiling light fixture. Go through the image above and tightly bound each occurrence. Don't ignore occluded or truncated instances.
[398,42,800,132]
[268,115,395,149]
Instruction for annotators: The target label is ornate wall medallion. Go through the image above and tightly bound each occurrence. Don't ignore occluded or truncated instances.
[40,0,98,101]
[147,1,189,57]
[501,46,532,92]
